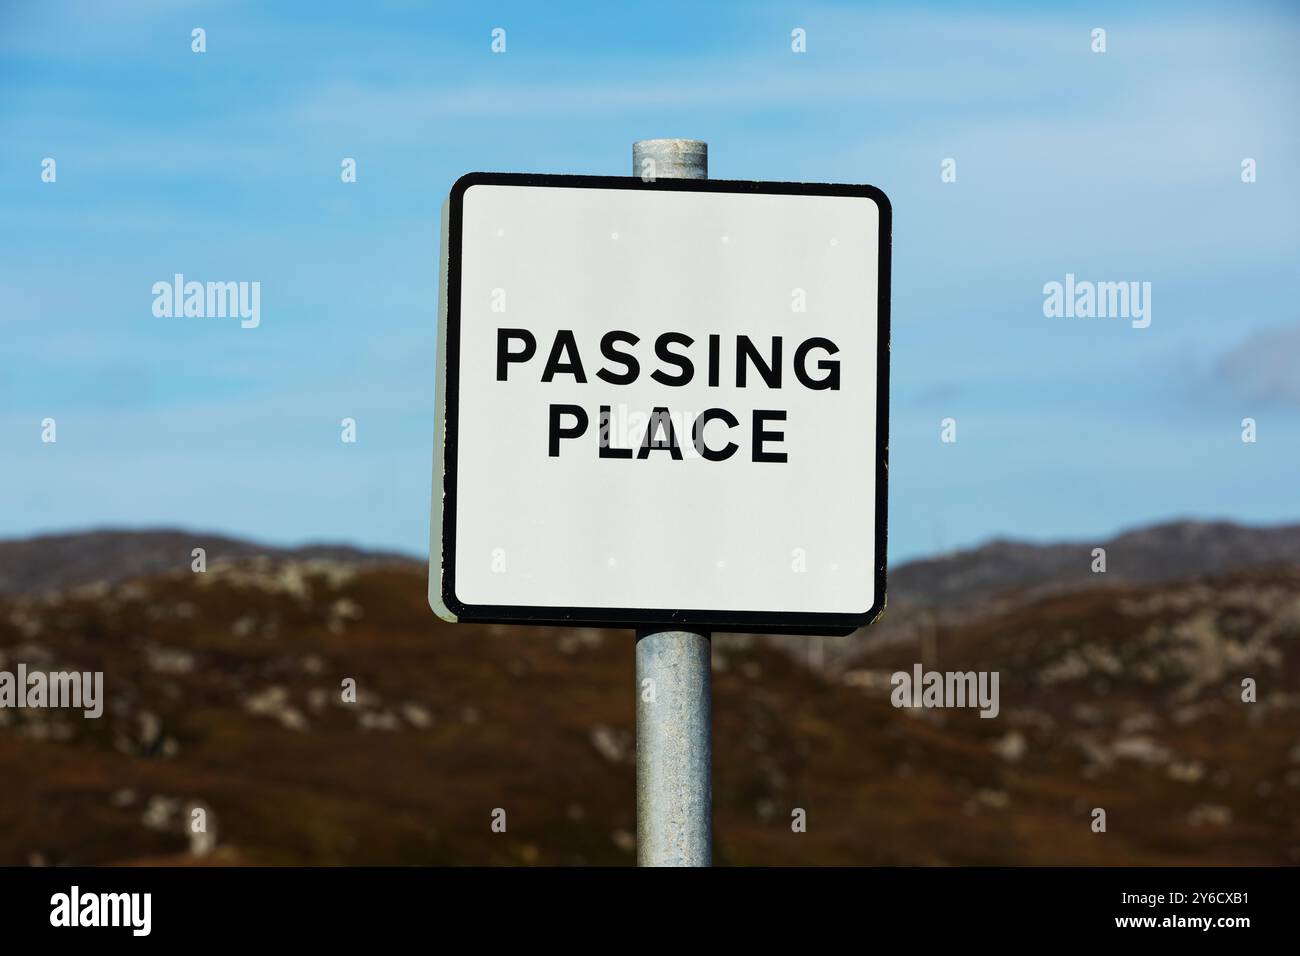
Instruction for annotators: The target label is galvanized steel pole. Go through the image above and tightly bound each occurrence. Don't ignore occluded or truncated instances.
[632,138,713,867]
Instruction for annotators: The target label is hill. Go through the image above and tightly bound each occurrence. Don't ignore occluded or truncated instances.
[0,520,1296,865]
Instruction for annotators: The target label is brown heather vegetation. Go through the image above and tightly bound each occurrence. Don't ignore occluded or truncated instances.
[0,527,1297,866]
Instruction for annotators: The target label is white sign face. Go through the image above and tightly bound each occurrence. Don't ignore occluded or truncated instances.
[430,173,890,635]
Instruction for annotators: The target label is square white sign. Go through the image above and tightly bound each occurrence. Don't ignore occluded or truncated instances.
[430,173,890,635]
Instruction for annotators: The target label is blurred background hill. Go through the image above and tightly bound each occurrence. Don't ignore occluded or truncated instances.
[0,519,1296,866]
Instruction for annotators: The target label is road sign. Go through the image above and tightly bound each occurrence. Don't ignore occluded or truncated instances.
[429,172,890,635]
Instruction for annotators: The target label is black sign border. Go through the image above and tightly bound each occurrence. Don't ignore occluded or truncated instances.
[437,171,890,637]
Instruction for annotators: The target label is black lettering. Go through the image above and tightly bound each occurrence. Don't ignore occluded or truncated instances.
[691,408,739,461]
[736,335,782,388]
[541,330,587,383]
[794,337,840,390]
[548,404,589,456]
[637,407,683,460]
[496,328,536,381]
[596,331,640,385]
[752,409,787,463]
[651,332,695,386]
[598,405,633,458]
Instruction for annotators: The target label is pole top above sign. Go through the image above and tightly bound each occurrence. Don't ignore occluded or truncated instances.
[429,170,890,637]
[632,139,708,179]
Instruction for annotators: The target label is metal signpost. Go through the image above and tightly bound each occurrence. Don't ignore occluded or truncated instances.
[430,139,891,867]
[631,139,713,867]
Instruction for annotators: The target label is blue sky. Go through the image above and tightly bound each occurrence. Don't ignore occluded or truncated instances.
[1,0,1297,563]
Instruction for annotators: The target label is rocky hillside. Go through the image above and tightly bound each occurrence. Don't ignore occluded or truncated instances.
[890,519,1300,607]
[0,529,412,596]
[0,528,1296,866]
[6,519,1298,603]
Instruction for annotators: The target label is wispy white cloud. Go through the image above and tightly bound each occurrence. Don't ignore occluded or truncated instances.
[1215,322,1300,407]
